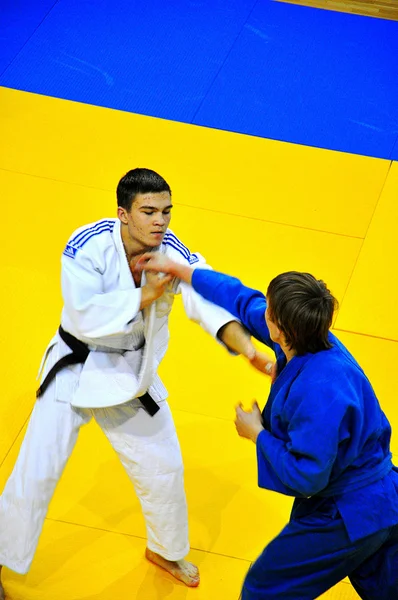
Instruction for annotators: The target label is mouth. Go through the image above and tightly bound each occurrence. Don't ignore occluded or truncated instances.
[151,231,164,237]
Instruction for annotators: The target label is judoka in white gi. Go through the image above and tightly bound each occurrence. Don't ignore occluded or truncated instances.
[0,168,273,596]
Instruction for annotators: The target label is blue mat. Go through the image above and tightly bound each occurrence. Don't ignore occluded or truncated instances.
[194,1,398,160]
[1,0,397,159]
[0,0,58,77]
[0,0,256,122]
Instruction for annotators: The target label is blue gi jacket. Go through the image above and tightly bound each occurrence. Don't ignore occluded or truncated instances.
[192,268,398,542]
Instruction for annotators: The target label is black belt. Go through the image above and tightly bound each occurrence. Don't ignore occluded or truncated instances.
[36,326,160,417]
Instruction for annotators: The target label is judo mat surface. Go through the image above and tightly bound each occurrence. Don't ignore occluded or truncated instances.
[1,1,398,598]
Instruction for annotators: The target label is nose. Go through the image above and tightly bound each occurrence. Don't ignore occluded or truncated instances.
[154,212,166,226]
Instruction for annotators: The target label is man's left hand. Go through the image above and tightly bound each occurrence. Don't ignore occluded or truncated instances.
[235,401,264,443]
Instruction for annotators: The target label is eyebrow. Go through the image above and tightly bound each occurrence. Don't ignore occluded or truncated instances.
[140,204,173,210]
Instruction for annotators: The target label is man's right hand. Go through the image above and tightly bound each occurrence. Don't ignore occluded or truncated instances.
[139,270,173,309]
[248,350,277,382]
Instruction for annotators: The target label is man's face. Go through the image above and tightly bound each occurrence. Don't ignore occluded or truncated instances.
[119,191,172,249]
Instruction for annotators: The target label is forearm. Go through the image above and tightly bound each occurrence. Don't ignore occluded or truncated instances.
[256,429,332,497]
[191,269,274,347]
[169,263,194,284]
[218,321,256,359]
[139,285,157,309]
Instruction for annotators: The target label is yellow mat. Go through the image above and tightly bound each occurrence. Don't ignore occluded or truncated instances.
[1,87,396,599]
[336,162,398,341]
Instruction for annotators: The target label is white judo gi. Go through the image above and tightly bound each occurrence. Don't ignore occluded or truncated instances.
[0,218,235,574]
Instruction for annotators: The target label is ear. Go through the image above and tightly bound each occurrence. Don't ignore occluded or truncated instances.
[117,206,129,224]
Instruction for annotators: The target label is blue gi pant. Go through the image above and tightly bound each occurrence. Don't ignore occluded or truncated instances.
[241,498,398,599]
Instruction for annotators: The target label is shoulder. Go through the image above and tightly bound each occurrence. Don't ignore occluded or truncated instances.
[63,219,117,259]
[300,342,367,394]
[162,229,200,265]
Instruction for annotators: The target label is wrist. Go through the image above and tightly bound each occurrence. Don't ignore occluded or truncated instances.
[173,263,193,284]
[251,424,264,443]
[246,346,257,361]
[264,362,273,375]
[140,285,156,309]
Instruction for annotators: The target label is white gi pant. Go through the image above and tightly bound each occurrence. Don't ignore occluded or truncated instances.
[0,376,189,574]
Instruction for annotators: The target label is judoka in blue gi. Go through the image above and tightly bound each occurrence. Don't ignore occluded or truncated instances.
[139,252,398,600]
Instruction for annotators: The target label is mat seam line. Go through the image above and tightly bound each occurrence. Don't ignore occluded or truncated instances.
[0,1,60,80]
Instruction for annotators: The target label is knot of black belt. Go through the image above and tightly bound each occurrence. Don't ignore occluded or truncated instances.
[36,326,160,416]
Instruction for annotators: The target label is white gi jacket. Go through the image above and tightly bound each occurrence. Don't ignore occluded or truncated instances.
[38,218,235,409]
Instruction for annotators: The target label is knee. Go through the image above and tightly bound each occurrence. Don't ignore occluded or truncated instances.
[149,437,184,475]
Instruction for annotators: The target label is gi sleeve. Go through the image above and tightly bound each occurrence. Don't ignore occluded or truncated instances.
[256,372,350,497]
[191,268,275,349]
[163,231,237,343]
[61,248,142,340]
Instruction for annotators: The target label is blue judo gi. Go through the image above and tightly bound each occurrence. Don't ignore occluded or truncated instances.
[192,268,398,599]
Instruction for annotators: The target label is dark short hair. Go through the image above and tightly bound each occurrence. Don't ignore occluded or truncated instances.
[117,168,171,211]
[267,272,338,355]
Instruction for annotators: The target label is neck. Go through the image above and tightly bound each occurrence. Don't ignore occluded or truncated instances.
[279,341,296,363]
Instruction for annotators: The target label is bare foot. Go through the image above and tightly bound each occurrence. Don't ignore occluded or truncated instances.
[145,548,200,587]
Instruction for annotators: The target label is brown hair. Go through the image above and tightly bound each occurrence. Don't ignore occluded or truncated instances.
[267,271,338,355]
